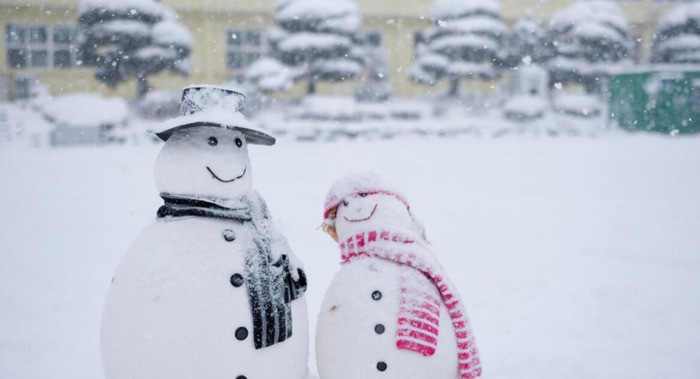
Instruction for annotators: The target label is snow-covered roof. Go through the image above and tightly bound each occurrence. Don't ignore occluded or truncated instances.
[606,64,700,75]
[40,93,128,128]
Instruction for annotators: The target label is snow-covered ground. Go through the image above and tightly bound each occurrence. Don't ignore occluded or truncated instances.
[1,136,699,379]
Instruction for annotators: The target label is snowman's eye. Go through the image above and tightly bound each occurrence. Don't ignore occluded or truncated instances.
[342,200,349,207]
[359,193,368,197]
[235,138,242,148]
[208,137,218,146]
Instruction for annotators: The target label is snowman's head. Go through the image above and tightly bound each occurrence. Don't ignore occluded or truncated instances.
[154,126,252,201]
[333,193,417,242]
[322,173,425,243]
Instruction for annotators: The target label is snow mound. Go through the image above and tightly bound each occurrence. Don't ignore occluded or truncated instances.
[40,93,128,128]
[553,94,602,118]
[503,96,548,121]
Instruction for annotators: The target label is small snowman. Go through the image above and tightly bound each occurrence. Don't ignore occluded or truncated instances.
[316,173,482,379]
[101,86,309,379]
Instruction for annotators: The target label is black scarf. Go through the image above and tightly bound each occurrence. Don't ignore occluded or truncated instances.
[157,192,307,349]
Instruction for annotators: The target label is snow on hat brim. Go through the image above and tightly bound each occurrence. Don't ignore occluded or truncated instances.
[150,110,276,145]
[323,172,410,219]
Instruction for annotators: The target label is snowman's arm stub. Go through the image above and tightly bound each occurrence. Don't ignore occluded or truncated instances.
[273,254,308,303]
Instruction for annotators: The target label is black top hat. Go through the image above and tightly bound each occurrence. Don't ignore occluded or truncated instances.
[151,85,275,145]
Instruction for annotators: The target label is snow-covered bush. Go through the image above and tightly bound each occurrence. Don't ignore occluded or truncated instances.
[553,93,602,118]
[547,0,633,93]
[410,0,506,97]
[245,57,296,93]
[503,95,548,122]
[503,13,549,68]
[248,0,364,95]
[77,0,192,98]
[651,2,700,64]
[40,93,129,128]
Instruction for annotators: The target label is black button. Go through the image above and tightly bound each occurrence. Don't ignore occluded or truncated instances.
[230,274,244,288]
[376,361,387,372]
[374,324,385,334]
[235,327,248,341]
[222,229,236,242]
[372,290,382,301]
[236,376,246,379]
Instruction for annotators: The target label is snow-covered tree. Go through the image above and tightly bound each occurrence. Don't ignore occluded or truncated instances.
[245,57,295,94]
[547,0,633,93]
[77,0,192,98]
[503,13,549,68]
[651,2,700,64]
[247,0,363,95]
[409,0,506,97]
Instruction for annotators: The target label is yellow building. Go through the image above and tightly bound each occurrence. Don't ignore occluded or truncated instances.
[0,0,683,100]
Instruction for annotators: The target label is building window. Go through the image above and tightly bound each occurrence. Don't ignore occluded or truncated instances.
[5,24,78,69]
[226,29,265,71]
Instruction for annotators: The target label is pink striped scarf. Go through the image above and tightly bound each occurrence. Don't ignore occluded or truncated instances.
[339,230,482,379]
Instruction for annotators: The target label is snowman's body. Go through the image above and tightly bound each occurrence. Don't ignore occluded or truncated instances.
[102,216,309,379]
[316,184,466,379]
[101,118,309,379]
[316,258,458,379]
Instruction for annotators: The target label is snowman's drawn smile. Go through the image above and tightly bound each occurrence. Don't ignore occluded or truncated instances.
[343,204,378,222]
[206,166,247,183]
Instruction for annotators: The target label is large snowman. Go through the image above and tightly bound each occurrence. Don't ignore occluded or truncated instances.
[316,173,482,379]
[101,86,309,379]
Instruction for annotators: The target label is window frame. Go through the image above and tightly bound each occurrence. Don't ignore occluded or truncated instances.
[5,24,79,70]
[225,28,267,73]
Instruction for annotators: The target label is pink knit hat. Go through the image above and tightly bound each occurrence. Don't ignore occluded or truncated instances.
[323,172,410,219]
